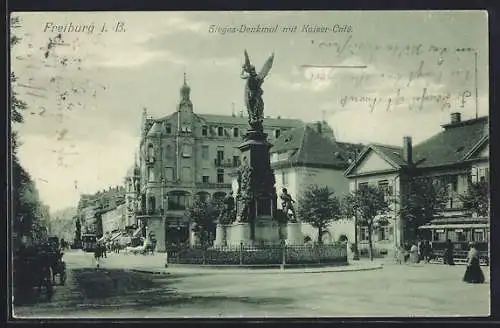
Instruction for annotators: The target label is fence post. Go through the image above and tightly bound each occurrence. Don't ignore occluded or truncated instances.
[239,242,244,265]
[281,240,286,271]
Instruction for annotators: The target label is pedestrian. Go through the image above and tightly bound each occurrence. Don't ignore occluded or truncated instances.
[417,238,424,263]
[443,239,455,265]
[102,243,107,258]
[423,240,432,263]
[463,242,485,284]
[409,242,419,264]
[94,244,102,269]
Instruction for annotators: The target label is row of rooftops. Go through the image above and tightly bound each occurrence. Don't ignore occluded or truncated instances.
[272,112,489,173]
[127,112,488,177]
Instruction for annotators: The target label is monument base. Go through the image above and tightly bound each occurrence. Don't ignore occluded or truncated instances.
[213,224,228,247]
[225,222,252,247]
[286,222,304,245]
[254,216,281,246]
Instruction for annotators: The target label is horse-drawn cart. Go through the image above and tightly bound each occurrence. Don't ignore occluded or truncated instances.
[13,245,66,302]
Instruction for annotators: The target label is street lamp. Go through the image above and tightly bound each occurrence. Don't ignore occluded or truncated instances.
[352,148,360,261]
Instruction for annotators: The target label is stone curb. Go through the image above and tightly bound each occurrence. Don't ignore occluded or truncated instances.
[130,263,383,275]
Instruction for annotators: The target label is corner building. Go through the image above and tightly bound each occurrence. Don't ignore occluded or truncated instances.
[133,76,304,251]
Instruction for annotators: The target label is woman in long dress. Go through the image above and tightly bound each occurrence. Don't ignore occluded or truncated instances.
[463,242,485,284]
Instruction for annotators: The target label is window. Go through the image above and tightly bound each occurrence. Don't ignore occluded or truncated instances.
[165,145,172,159]
[217,169,224,183]
[165,167,174,181]
[165,123,172,134]
[274,129,281,139]
[168,193,189,211]
[233,156,240,167]
[148,196,156,213]
[147,144,155,162]
[433,230,446,241]
[147,167,155,182]
[218,126,224,137]
[202,125,208,136]
[281,171,288,185]
[358,182,368,189]
[377,180,392,195]
[182,167,192,182]
[201,145,209,160]
[202,175,210,183]
[217,150,224,162]
[182,144,192,158]
[360,226,369,241]
[378,226,390,241]
[474,230,485,242]
[233,127,239,137]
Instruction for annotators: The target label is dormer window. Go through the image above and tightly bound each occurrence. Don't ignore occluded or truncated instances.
[165,123,172,134]
[218,126,224,137]
[202,125,208,136]
[274,129,281,139]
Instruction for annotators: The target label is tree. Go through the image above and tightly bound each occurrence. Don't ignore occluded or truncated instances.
[297,185,342,245]
[343,184,390,261]
[186,199,218,247]
[460,180,489,217]
[399,176,448,242]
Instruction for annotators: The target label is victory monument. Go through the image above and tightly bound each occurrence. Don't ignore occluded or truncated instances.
[214,50,284,247]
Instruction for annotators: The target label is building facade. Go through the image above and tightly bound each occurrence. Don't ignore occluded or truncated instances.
[101,203,127,236]
[132,76,306,251]
[344,113,489,256]
[271,124,364,243]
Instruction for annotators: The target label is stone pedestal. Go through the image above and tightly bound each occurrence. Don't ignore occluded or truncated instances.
[226,222,252,246]
[146,216,166,252]
[213,224,228,247]
[286,222,304,245]
[254,216,281,246]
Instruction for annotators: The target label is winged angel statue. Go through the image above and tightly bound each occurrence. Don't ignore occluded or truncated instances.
[240,50,275,132]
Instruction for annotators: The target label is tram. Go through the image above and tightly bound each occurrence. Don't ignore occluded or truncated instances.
[418,216,489,265]
[81,233,98,252]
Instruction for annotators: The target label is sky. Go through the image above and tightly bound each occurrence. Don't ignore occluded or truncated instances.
[10,11,489,213]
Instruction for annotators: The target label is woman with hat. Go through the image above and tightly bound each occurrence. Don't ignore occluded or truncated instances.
[463,242,485,284]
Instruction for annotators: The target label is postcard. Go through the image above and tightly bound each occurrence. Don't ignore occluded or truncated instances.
[10,11,490,319]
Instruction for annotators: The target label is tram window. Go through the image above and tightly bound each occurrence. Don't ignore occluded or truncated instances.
[474,230,485,242]
[434,230,446,241]
[448,231,457,242]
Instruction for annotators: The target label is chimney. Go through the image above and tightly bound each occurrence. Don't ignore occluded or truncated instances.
[450,112,461,124]
[403,136,412,164]
[316,121,322,134]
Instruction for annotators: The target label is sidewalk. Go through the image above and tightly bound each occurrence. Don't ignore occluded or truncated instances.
[98,252,383,275]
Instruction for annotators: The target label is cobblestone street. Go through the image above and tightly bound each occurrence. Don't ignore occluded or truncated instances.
[13,250,490,318]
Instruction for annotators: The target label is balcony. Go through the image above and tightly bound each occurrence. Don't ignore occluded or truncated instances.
[195,182,232,189]
[214,158,237,168]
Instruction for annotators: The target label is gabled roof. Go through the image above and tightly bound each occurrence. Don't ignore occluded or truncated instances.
[413,116,488,168]
[344,143,408,176]
[344,115,489,176]
[271,125,349,169]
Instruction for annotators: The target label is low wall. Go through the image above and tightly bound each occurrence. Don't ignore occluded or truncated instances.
[166,243,348,266]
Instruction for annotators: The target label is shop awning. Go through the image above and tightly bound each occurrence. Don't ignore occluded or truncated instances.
[110,232,122,241]
[132,227,144,237]
[419,223,489,230]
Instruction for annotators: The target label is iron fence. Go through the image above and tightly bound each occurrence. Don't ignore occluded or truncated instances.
[166,243,348,266]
